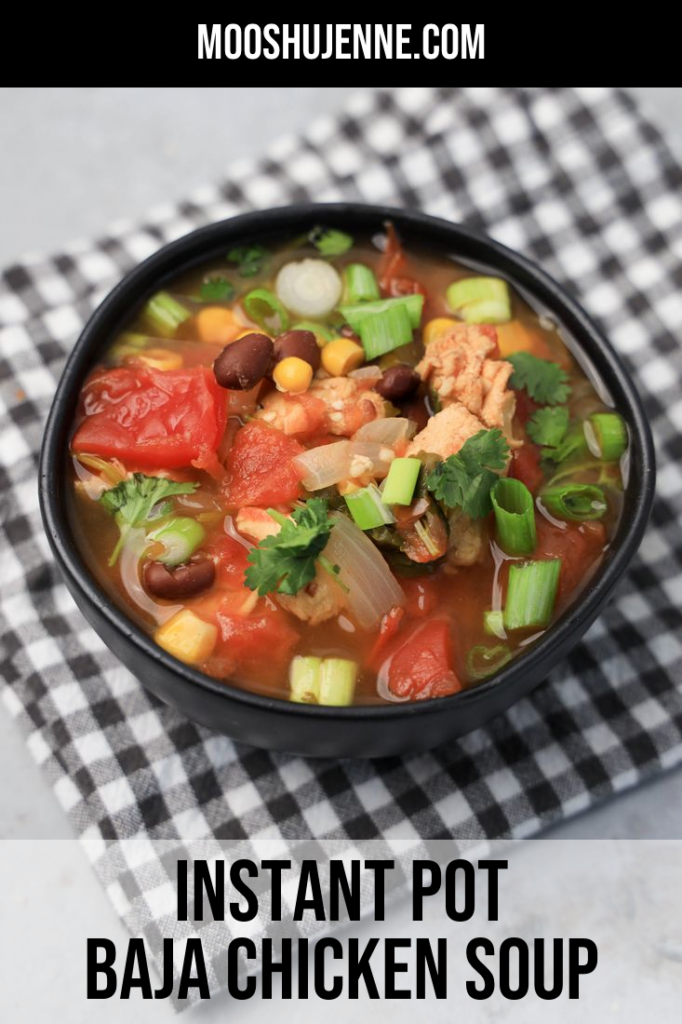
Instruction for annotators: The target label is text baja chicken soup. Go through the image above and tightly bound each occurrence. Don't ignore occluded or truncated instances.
[68,225,627,706]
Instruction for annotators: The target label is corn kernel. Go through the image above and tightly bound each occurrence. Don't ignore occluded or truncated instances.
[135,347,183,371]
[155,609,217,665]
[423,317,457,347]
[195,307,240,345]
[273,356,313,394]
[321,338,365,377]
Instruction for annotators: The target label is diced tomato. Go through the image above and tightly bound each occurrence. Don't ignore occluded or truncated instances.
[533,518,606,599]
[222,421,305,508]
[513,389,538,427]
[384,620,461,701]
[206,534,251,589]
[216,607,299,678]
[378,224,426,298]
[367,606,405,670]
[509,442,544,495]
[401,577,439,618]
[386,277,426,298]
[71,365,227,469]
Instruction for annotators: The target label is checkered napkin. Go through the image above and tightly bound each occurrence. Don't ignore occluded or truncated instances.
[1,87,682,991]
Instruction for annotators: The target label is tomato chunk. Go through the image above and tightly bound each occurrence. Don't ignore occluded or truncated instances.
[71,365,226,469]
[207,534,251,589]
[223,421,304,508]
[534,518,606,599]
[216,608,299,678]
[509,441,544,495]
[385,620,461,701]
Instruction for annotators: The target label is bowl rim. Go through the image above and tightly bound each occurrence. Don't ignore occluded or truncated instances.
[39,202,656,723]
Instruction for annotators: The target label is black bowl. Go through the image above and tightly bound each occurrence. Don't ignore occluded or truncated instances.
[39,204,655,758]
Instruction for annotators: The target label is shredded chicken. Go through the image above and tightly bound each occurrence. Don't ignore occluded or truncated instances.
[256,375,385,437]
[415,323,519,445]
[278,568,346,626]
[405,402,485,461]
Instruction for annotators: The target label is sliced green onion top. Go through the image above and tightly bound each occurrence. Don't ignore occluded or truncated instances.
[446,276,511,325]
[243,288,289,333]
[289,655,357,706]
[541,483,607,522]
[484,610,506,639]
[199,277,235,303]
[339,293,424,333]
[345,484,396,531]
[148,516,206,566]
[291,320,335,342]
[504,559,561,631]
[584,412,628,461]
[467,644,513,680]
[309,226,353,257]
[290,656,322,704]
[491,477,537,556]
[343,263,380,304]
[142,292,191,337]
[358,303,413,359]
[381,458,421,506]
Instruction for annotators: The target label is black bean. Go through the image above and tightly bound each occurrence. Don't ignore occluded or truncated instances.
[376,364,420,401]
[273,330,321,371]
[143,558,215,600]
[213,332,273,390]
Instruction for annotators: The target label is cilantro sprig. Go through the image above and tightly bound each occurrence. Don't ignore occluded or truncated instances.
[426,429,510,520]
[199,276,235,302]
[245,499,337,597]
[100,473,198,566]
[527,406,569,448]
[508,352,571,405]
[309,226,353,257]
[227,244,268,278]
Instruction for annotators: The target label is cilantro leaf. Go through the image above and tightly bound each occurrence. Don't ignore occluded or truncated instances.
[199,277,235,302]
[100,473,198,565]
[227,244,268,278]
[527,406,569,448]
[541,425,590,466]
[426,429,510,520]
[309,226,353,257]
[508,352,571,405]
[245,499,334,597]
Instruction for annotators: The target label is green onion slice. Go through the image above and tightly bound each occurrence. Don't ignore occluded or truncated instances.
[148,516,206,566]
[484,610,506,639]
[290,656,322,704]
[446,277,511,325]
[142,292,191,337]
[289,655,358,705]
[358,303,413,359]
[491,477,537,555]
[309,226,353,257]
[243,288,289,333]
[467,644,513,680]
[540,483,607,521]
[504,559,561,631]
[343,263,380,304]
[381,457,421,506]
[584,412,628,461]
[291,320,335,342]
[345,484,396,531]
[339,293,424,333]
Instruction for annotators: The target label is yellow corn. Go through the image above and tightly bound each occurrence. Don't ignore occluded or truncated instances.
[321,338,365,377]
[273,356,313,394]
[195,306,240,345]
[423,317,457,347]
[135,347,183,371]
[155,610,217,665]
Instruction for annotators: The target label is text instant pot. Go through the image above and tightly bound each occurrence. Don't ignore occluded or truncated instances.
[198,24,485,61]
[86,856,599,1002]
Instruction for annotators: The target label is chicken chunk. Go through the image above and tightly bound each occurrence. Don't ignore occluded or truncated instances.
[256,376,386,437]
[416,323,519,443]
[405,402,484,460]
[278,567,346,626]
[447,510,486,567]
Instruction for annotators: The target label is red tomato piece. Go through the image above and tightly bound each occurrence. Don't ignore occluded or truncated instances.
[509,442,544,495]
[385,620,461,701]
[386,277,426,298]
[71,366,226,469]
[216,608,299,676]
[367,606,405,671]
[207,534,251,589]
[534,518,606,599]
[400,577,439,618]
[223,421,305,508]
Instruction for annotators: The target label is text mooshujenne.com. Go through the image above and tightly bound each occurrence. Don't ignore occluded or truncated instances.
[198,23,485,61]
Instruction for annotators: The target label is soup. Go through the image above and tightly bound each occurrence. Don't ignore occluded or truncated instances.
[67,225,627,706]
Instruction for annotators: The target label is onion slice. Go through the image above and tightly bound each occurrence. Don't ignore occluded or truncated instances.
[293,441,352,490]
[119,528,181,625]
[326,513,404,631]
[276,259,342,319]
[353,417,417,446]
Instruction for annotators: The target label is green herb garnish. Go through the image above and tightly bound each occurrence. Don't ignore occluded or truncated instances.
[309,226,353,257]
[245,498,336,596]
[227,244,268,278]
[508,352,571,405]
[100,473,198,566]
[426,429,510,520]
[527,406,569,448]
[199,277,235,302]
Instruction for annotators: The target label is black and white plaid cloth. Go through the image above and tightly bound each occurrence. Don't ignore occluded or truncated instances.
[1,86,682,988]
